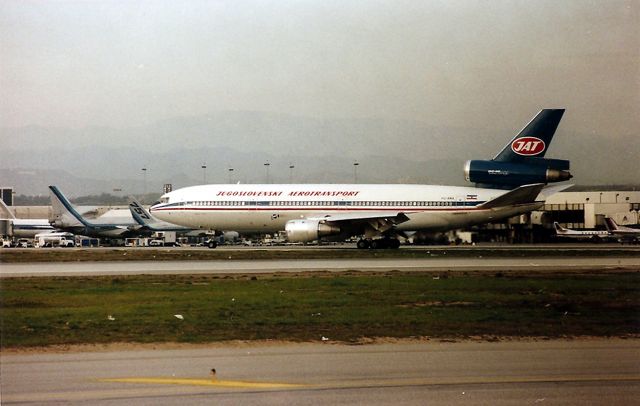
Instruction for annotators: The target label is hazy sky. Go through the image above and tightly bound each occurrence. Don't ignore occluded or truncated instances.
[1,0,638,137]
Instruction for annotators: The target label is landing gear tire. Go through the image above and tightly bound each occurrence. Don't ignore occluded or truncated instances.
[370,240,382,249]
[208,240,218,249]
[356,239,370,249]
[369,238,400,249]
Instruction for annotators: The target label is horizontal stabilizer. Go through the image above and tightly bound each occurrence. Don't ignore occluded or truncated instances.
[478,183,545,209]
[536,183,573,201]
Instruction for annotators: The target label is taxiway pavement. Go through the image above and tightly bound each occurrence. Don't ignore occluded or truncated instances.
[2,339,638,405]
[2,256,639,277]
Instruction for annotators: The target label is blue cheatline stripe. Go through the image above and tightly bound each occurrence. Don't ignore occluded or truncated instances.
[13,225,54,230]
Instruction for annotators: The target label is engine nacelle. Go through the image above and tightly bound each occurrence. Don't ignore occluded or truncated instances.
[285,219,341,243]
[464,159,571,188]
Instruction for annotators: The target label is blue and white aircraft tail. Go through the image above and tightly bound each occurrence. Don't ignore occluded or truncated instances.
[465,109,572,189]
[49,186,140,238]
[129,199,192,232]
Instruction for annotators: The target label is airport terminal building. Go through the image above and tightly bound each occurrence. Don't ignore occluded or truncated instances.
[472,190,640,243]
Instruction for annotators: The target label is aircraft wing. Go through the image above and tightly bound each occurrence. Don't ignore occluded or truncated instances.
[306,212,410,223]
[307,212,411,236]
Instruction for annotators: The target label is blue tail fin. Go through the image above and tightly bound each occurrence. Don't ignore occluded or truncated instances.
[465,109,571,189]
[49,186,93,227]
[129,199,153,226]
[493,109,565,162]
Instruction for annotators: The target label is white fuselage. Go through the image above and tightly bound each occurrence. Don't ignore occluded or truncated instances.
[150,184,541,234]
[555,228,610,239]
[9,219,55,238]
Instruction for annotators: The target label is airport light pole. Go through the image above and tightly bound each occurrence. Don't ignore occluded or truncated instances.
[141,167,147,196]
[353,162,360,183]
[228,168,234,183]
[201,163,207,184]
[264,162,271,184]
[289,164,295,183]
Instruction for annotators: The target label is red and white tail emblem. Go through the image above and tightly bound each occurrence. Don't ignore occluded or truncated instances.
[511,136,545,156]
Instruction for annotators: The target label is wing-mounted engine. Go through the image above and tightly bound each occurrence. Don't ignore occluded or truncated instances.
[285,219,341,243]
[464,158,571,189]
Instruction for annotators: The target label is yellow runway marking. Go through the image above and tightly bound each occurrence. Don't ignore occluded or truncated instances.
[100,377,308,389]
[99,374,640,390]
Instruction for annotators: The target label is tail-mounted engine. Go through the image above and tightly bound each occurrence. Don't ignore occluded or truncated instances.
[285,219,341,243]
[464,157,571,189]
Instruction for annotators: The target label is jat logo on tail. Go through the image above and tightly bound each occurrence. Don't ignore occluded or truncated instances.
[511,137,545,156]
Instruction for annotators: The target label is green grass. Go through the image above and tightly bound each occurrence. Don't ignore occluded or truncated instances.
[1,272,639,348]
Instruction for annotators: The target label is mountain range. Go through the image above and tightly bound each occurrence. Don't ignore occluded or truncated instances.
[2,111,637,197]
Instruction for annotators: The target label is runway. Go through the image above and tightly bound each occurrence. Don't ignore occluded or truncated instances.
[2,256,639,277]
[2,339,638,405]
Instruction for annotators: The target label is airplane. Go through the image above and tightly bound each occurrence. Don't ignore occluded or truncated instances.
[552,222,611,241]
[604,217,640,243]
[150,109,572,249]
[0,198,56,238]
[49,186,143,238]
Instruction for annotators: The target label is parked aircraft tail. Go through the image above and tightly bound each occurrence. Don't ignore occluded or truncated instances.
[494,109,565,162]
[604,217,618,232]
[604,217,639,233]
[49,186,92,228]
[129,199,154,226]
[553,222,566,233]
[129,198,191,232]
[465,109,572,189]
[49,186,143,238]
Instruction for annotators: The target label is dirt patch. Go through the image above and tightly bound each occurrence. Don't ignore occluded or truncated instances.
[5,335,639,355]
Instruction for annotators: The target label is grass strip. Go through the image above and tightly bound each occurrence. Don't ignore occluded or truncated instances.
[1,271,638,348]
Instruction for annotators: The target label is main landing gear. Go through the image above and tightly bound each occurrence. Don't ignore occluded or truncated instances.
[356,238,401,249]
